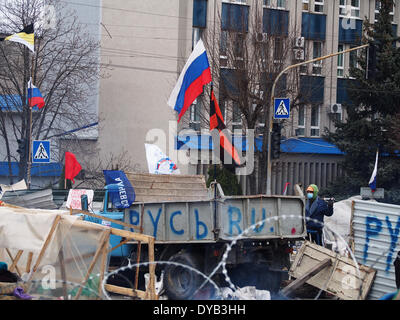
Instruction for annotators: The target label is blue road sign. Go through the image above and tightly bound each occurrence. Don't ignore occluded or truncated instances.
[274,98,290,119]
[32,140,50,163]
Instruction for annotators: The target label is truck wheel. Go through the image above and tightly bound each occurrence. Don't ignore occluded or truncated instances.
[163,251,203,300]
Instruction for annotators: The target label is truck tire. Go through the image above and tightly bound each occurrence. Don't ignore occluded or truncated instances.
[163,251,203,300]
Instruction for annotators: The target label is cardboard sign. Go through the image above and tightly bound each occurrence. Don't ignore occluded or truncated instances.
[66,189,94,210]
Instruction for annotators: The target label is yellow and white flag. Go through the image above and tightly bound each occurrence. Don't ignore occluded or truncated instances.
[0,24,34,53]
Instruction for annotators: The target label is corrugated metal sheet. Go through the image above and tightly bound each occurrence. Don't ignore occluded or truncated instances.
[351,200,400,300]
[1,189,106,209]
[125,173,210,203]
[1,189,58,209]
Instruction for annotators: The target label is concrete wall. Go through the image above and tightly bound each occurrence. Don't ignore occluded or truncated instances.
[97,0,193,174]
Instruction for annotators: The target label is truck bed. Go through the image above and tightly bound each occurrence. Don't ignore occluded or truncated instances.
[124,195,306,243]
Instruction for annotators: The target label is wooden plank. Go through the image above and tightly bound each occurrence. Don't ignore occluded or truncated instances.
[71,219,154,243]
[98,236,109,298]
[108,240,129,254]
[104,284,149,299]
[71,209,140,231]
[74,230,110,300]
[110,227,154,243]
[58,247,68,300]
[282,258,332,296]
[289,241,377,300]
[126,173,209,202]
[28,215,61,281]
[6,249,23,276]
[147,237,157,300]
[26,252,33,273]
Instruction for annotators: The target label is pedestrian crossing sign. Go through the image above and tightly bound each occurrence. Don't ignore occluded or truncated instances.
[274,98,290,119]
[32,140,50,163]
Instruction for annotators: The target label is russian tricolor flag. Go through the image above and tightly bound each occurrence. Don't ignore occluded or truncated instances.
[27,78,45,109]
[369,149,379,192]
[167,39,211,122]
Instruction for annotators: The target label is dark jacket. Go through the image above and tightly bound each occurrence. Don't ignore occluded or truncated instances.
[395,251,400,289]
[306,196,333,231]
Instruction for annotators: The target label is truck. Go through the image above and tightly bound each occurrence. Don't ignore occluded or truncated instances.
[85,173,307,300]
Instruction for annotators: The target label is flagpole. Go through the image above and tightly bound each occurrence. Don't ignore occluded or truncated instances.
[26,54,34,189]
[210,82,218,240]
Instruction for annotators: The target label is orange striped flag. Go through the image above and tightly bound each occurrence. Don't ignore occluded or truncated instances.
[210,89,242,166]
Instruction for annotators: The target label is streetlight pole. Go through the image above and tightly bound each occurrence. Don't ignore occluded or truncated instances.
[266,43,369,195]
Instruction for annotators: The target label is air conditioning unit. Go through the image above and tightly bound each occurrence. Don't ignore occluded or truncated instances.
[330,103,342,113]
[293,48,305,61]
[256,32,268,43]
[295,36,305,48]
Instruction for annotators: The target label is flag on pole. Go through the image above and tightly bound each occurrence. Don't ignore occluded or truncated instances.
[28,78,45,109]
[145,144,180,175]
[209,89,242,166]
[167,39,212,123]
[65,152,82,184]
[103,170,136,209]
[0,24,34,53]
[369,149,379,192]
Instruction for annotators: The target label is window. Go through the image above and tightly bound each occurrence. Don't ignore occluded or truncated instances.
[224,0,247,3]
[339,0,360,18]
[220,30,227,57]
[350,0,360,18]
[302,0,309,11]
[220,99,227,121]
[277,0,286,9]
[263,0,271,7]
[339,0,346,16]
[314,0,324,13]
[232,102,242,131]
[300,42,308,74]
[274,37,284,62]
[310,105,320,136]
[375,0,394,22]
[297,105,305,136]
[189,99,201,131]
[234,32,245,59]
[337,44,344,77]
[192,28,202,50]
[263,0,286,9]
[312,41,322,75]
[349,45,358,71]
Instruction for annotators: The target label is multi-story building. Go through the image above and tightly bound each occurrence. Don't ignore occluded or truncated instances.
[172,0,399,194]
[1,0,397,194]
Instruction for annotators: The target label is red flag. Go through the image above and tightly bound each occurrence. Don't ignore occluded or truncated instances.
[210,89,242,166]
[65,152,82,184]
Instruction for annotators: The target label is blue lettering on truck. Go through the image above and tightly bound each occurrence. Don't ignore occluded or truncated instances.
[194,209,208,240]
[128,205,291,240]
[170,211,184,235]
[228,206,242,236]
[251,208,266,233]
[128,207,209,240]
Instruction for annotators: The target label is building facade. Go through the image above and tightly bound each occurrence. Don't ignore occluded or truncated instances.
[1,0,397,193]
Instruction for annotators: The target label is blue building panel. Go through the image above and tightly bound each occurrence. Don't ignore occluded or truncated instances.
[338,18,363,44]
[176,135,343,155]
[302,13,326,41]
[221,2,249,32]
[193,0,208,28]
[263,8,289,36]
[337,78,356,105]
[300,75,325,104]
[0,162,62,177]
[0,95,23,111]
